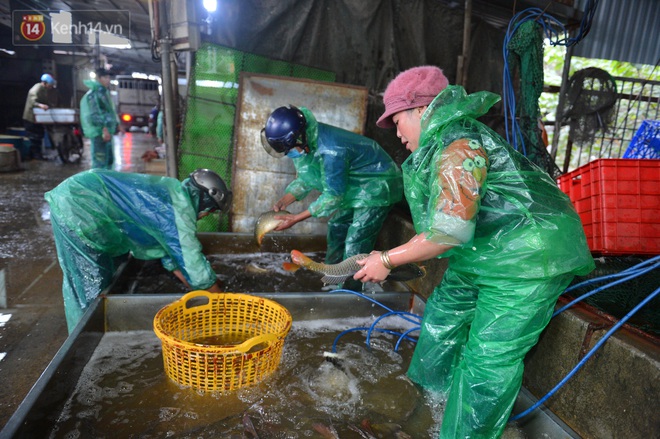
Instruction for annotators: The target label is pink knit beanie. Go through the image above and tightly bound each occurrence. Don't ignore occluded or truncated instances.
[377,66,449,128]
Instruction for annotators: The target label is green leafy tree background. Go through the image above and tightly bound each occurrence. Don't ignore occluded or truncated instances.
[541,43,659,171]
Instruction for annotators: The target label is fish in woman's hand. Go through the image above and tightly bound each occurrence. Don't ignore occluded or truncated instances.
[282,250,425,285]
[254,210,290,245]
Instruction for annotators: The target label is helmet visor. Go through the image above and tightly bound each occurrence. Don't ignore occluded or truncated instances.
[214,190,232,214]
[260,129,286,158]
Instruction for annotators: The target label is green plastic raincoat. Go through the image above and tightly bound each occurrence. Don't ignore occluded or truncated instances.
[285,107,403,263]
[80,79,119,168]
[403,86,594,438]
[45,169,217,332]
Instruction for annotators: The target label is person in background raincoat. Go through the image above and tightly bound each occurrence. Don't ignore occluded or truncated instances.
[80,68,120,169]
[45,168,232,333]
[22,73,56,160]
[261,105,403,270]
[354,66,594,438]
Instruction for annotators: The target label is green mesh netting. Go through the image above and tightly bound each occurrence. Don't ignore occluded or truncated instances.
[178,43,335,232]
[506,21,561,179]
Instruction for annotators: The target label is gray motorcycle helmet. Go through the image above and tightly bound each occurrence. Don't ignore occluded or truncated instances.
[188,169,232,214]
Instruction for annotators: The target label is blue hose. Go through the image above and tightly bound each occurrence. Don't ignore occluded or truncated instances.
[330,326,419,354]
[328,289,422,353]
[563,255,660,294]
[502,8,568,153]
[511,285,660,422]
[395,326,422,352]
[328,289,422,326]
[554,259,660,317]
[366,310,421,351]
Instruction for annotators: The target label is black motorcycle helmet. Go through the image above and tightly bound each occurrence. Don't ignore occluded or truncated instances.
[261,105,308,158]
[188,169,232,214]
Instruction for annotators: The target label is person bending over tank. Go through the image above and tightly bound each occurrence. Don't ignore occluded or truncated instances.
[261,105,403,288]
[354,66,595,438]
[45,168,232,333]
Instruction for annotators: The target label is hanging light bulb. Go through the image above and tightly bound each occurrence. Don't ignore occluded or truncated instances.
[203,0,217,13]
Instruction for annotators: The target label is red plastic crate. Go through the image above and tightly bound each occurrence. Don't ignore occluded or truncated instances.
[557,158,660,256]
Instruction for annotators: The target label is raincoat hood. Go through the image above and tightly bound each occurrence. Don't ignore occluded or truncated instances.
[83,79,106,91]
[299,107,319,153]
[181,177,202,213]
[419,85,501,147]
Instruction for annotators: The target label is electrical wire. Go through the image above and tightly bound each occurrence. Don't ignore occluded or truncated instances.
[511,284,660,422]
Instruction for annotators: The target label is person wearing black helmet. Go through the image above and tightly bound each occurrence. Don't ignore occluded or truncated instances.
[22,73,56,160]
[45,168,232,333]
[261,105,403,284]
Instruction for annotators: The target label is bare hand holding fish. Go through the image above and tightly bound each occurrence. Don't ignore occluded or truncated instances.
[283,250,425,285]
[254,209,312,245]
[254,210,290,245]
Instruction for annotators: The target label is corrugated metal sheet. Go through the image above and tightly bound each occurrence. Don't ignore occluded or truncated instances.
[572,0,660,66]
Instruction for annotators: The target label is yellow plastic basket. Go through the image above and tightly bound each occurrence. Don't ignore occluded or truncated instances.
[153,291,292,392]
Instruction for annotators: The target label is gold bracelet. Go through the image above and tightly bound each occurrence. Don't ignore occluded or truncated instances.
[380,250,395,270]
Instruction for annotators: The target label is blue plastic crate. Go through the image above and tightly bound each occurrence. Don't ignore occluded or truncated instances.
[623,120,660,159]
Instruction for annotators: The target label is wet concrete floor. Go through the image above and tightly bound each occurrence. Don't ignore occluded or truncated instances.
[0,131,160,430]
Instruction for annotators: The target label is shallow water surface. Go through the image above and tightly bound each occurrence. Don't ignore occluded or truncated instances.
[49,318,440,438]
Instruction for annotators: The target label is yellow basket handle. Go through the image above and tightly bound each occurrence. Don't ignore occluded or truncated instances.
[181,290,216,307]
[233,333,278,353]
[180,290,250,309]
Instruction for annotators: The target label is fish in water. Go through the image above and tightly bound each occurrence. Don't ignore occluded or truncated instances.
[254,210,290,245]
[282,250,426,285]
[360,419,413,439]
[245,261,271,274]
[313,422,340,439]
[243,413,260,438]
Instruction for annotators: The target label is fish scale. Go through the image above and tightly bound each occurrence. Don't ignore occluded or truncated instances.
[299,254,368,284]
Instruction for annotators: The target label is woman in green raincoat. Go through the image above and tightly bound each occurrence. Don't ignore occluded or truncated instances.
[261,106,403,267]
[45,168,232,333]
[355,66,594,438]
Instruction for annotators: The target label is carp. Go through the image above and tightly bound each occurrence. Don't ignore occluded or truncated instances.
[283,250,426,285]
[254,210,290,245]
